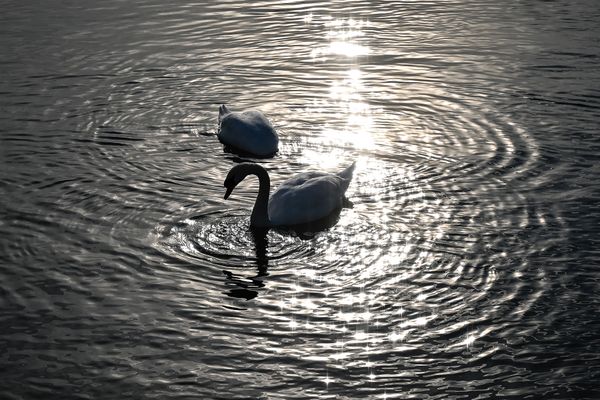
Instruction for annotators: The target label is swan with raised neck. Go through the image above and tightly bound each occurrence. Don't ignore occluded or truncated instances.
[223,162,355,228]
[224,163,272,228]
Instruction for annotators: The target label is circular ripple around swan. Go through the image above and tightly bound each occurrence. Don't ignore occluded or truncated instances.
[241,157,568,377]
[157,213,308,267]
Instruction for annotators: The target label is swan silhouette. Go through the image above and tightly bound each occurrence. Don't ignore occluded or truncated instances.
[223,162,356,228]
[217,105,279,157]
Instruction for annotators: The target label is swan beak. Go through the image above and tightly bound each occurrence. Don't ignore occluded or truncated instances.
[224,186,234,200]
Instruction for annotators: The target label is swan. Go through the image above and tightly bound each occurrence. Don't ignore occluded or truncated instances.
[223,162,356,228]
[217,105,279,157]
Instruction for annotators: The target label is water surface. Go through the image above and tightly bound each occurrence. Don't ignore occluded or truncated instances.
[1,0,599,398]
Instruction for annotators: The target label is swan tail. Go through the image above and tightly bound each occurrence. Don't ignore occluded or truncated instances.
[337,161,356,193]
[218,104,231,124]
[337,161,356,181]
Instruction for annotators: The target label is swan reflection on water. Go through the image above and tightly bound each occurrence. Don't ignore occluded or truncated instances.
[223,227,269,300]
[223,186,350,300]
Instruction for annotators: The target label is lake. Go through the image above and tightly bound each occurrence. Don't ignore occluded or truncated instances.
[1,0,599,398]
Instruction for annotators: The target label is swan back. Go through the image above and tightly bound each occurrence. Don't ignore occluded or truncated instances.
[217,105,279,157]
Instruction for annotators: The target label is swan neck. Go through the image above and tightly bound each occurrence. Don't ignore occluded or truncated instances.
[249,165,271,228]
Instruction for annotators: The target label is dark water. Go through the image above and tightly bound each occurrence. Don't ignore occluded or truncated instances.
[1,0,599,398]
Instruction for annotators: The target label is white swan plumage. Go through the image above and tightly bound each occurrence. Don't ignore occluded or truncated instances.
[217,105,278,157]
[223,162,355,228]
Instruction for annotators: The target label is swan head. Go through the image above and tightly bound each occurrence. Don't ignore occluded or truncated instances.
[223,170,241,199]
[223,163,256,199]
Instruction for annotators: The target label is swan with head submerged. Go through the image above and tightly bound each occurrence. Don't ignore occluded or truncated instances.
[218,105,279,157]
[223,162,356,228]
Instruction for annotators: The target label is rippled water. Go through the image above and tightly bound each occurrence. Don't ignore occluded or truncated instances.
[1,0,599,398]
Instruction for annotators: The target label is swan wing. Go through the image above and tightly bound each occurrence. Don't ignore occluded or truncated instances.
[268,173,347,226]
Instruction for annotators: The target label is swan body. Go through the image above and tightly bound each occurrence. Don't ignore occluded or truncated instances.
[217,105,278,157]
[223,162,355,228]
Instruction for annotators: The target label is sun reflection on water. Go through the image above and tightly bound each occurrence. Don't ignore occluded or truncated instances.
[247,11,509,398]
[309,16,370,59]
[298,14,380,172]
